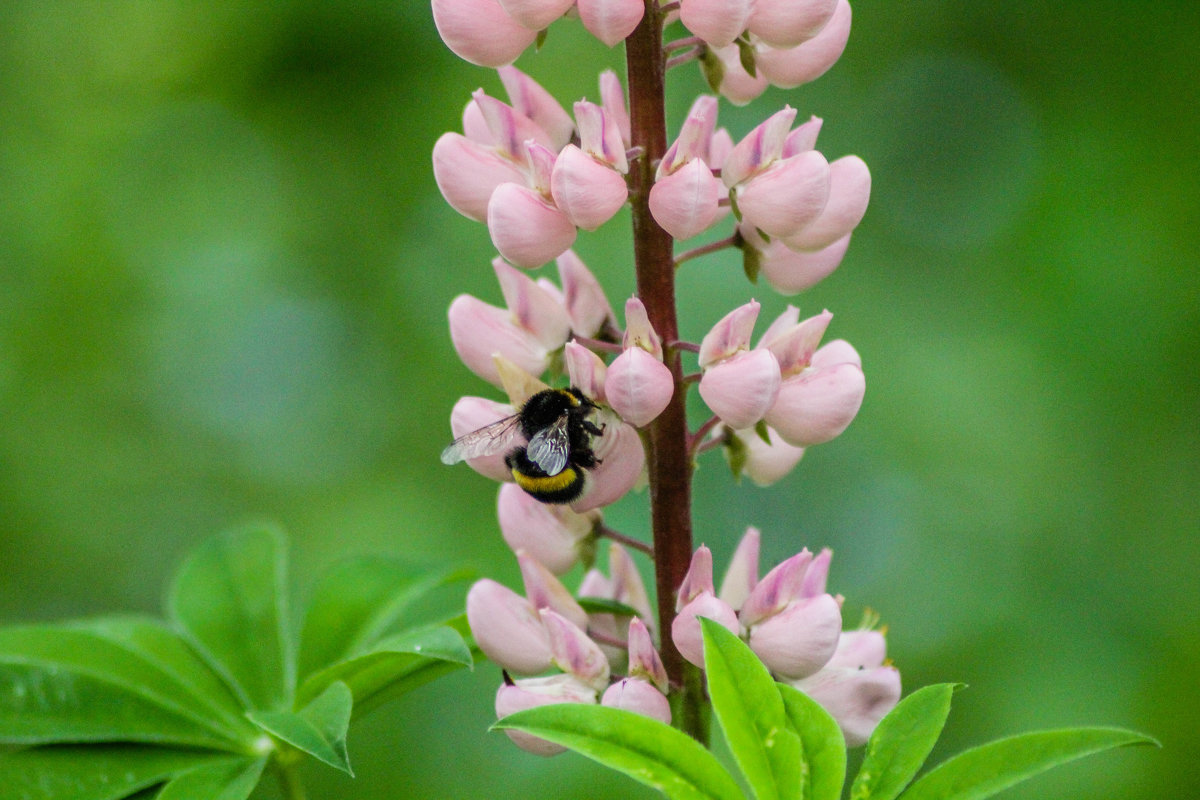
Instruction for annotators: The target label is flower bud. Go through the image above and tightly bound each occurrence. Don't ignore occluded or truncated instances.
[782,155,870,252]
[746,0,838,49]
[432,133,526,222]
[622,297,663,360]
[575,101,628,173]
[498,483,595,574]
[449,396,517,481]
[648,159,722,240]
[671,592,739,668]
[495,674,597,755]
[759,308,833,376]
[497,65,575,150]
[736,151,831,238]
[747,593,842,679]
[496,0,575,36]
[605,346,674,427]
[601,678,672,725]
[754,232,851,295]
[739,549,814,629]
[679,0,751,48]
[756,0,852,88]
[699,349,781,429]
[448,294,551,386]
[487,182,578,268]
[608,542,654,624]
[432,0,539,67]
[578,0,645,47]
[550,145,628,231]
[570,418,644,511]
[626,617,668,691]
[676,545,716,610]
[467,579,552,674]
[542,608,611,691]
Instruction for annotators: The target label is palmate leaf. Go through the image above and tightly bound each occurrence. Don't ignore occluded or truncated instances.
[0,745,244,800]
[700,618,803,800]
[297,623,472,716]
[494,704,744,800]
[298,557,474,679]
[0,626,246,750]
[249,682,354,775]
[896,727,1159,800]
[777,683,846,800]
[850,684,958,800]
[168,524,293,713]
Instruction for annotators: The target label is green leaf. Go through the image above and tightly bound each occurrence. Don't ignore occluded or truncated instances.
[154,757,267,800]
[0,745,235,800]
[851,684,957,800]
[700,618,802,800]
[897,727,1159,800]
[71,616,258,742]
[699,47,724,95]
[778,683,847,800]
[298,557,471,678]
[0,626,245,749]
[735,36,758,78]
[297,624,471,714]
[576,596,642,617]
[495,704,745,800]
[249,681,354,775]
[168,525,293,712]
[742,237,761,284]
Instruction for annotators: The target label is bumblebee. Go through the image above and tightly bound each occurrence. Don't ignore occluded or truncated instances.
[440,387,605,504]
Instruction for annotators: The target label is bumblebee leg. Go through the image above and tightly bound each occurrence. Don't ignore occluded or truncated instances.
[583,420,605,437]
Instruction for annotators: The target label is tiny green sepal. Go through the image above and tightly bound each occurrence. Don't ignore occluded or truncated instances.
[736,36,758,78]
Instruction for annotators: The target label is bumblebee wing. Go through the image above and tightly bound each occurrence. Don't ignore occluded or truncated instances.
[440,413,522,465]
[525,415,571,475]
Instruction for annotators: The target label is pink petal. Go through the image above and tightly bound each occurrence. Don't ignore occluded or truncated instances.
[432,132,524,222]
[550,145,629,230]
[698,349,782,429]
[432,0,539,67]
[487,183,578,268]
[578,0,644,47]
[648,159,722,240]
[606,346,675,427]
[756,0,852,88]
[783,155,870,252]
[747,0,838,49]
[737,151,831,238]
[496,0,576,32]
[766,361,866,447]
[679,0,751,48]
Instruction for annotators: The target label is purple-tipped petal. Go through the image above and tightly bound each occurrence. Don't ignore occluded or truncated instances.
[599,70,632,148]
[493,257,572,350]
[676,545,716,609]
[542,608,611,691]
[448,294,550,385]
[760,308,833,376]
[723,106,798,188]
[519,551,589,629]
[697,300,761,368]
[717,527,761,611]
[622,296,664,359]
[497,65,575,150]
[556,249,616,338]
[739,549,814,628]
[626,617,668,692]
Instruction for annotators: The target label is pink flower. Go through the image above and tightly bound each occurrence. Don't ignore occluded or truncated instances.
[706,44,769,105]
[497,66,575,150]
[605,346,674,427]
[432,133,526,222]
[671,546,740,668]
[601,678,672,724]
[542,608,611,691]
[550,144,629,231]
[716,527,760,612]
[497,482,598,574]
[487,181,578,268]
[578,0,644,47]
[698,301,781,429]
[649,158,722,240]
[496,0,575,34]
[449,396,517,481]
[756,0,852,88]
[781,155,871,252]
[466,578,553,674]
[791,630,901,746]
[746,0,838,49]
[736,150,831,238]
[740,548,843,680]
[432,0,539,67]
[722,423,806,486]
[743,223,851,294]
[679,0,751,48]
[448,294,554,386]
[495,674,597,755]
[570,416,645,511]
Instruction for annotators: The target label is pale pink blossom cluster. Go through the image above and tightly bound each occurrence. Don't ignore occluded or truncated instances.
[433,0,898,756]
[674,528,900,746]
[469,545,671,754]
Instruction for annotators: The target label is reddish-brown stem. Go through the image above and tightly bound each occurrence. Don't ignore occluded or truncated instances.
[625,0,703,739]
[597,523,654,557]
[665,48,702,71]
[675,235,739,266]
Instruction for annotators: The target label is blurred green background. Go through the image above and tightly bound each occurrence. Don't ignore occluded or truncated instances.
[1,1,1196,797]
